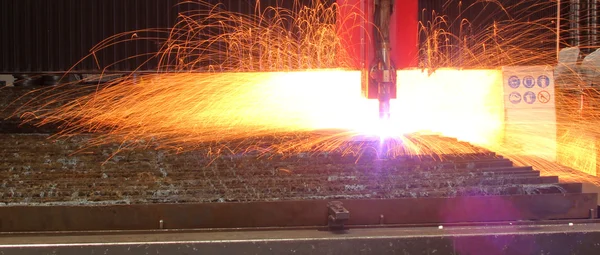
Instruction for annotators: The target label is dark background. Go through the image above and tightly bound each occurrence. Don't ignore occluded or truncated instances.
[0,0,594,73]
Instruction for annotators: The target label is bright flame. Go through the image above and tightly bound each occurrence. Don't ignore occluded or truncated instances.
[24,69,506,152]
[393,69,505,145]
[237,68,506,145]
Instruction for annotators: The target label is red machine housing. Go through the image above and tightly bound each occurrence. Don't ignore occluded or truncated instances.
[337,0,418,99]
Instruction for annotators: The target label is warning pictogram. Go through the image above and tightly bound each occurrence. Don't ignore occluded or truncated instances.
[523,76,535,88]
[538,75,550,88]
[509,91,522,104]
[538,90,550,103]
[508,76,520,89]
[523,91,536,104]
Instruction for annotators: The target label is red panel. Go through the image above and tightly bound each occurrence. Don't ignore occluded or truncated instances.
[390,0,419,68]
[336,0,369,69]
[337,0,418,69]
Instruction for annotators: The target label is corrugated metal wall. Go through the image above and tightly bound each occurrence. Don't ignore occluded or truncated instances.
[0,0,314,74]
[418,0,568,66]
[1,0,584,73]
[1,0,181,73]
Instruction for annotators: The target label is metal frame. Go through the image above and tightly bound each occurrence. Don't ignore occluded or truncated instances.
[0,193,596,232]
[2,221,600,254]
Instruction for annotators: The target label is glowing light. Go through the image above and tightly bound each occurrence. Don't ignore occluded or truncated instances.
[13,0,600,187]
[20,68,505,155]
[393,69,505,145]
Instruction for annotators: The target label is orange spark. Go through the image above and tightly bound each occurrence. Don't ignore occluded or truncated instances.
[11,0,600,188]
[21,69,504,157]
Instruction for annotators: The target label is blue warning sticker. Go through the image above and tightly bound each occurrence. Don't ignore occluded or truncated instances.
[509,91,522,104]
[523,91,536,104]
[538,75,550,88]
[523,76,535,88]
[508,76,520,89]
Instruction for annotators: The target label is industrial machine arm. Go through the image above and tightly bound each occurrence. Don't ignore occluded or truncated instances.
[370,0,396,120]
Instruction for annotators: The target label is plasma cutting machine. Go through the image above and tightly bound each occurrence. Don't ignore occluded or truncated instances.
[2,1,600,255]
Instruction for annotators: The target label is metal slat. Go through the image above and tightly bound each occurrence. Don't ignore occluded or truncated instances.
[21,0,32,72]
[0,0,8,73]
[0,193,595,232]
[33,0,42,73]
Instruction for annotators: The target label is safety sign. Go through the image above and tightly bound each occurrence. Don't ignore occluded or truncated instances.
[502,65,556,161]
[538,75,550,88]
[523,91,536,104]
[523,76,535,88]
[509,91,522,104]
[508,76,520,89]
[538,90,550,103]
[503,65,555,109]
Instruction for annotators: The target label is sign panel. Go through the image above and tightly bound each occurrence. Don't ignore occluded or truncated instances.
[502,66,556,161]
[502,66,555,109]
